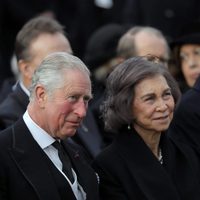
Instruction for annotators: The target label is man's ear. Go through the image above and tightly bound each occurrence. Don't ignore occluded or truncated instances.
[35,85,47,108]
[18,59,33,79]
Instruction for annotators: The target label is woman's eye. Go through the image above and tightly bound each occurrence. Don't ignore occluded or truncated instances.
[165,92,171,96]
[163,91,172,99]
[144,97,154,102]
[180,53,187,62]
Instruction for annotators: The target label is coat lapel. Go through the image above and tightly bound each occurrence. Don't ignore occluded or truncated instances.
[115,129,180,200]
[9,119,61,200]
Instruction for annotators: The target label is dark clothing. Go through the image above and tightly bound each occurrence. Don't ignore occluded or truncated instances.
[92,127,200,200]
[122,0,200,41]
[0,77,16,103]
[0,82,29,127]
[74,108,106,159]
[168,76,200,153]
[0,118,99,200]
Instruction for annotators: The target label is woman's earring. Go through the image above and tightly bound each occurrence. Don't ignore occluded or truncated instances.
[127,125,131,130]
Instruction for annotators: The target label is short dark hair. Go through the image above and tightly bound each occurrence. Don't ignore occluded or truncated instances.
[15,16,65,61]
[102,56,181,133]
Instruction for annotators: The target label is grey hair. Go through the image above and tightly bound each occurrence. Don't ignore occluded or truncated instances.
[102,56,181,133]
[29,52,90,101]
[117,26,169,59]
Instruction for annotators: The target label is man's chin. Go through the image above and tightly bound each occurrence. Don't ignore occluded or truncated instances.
[62,129,77,139]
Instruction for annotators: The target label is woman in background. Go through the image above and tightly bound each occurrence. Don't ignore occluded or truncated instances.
[170,20,200,93]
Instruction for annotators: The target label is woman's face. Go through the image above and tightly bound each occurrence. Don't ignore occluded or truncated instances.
[132,75,175,135]
[180,44,200,87]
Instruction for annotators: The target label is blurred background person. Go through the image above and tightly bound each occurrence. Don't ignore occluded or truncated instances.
[170,20,200,93]
[117,26,170,67]
[92,56,200,199]
[0,16,72,128]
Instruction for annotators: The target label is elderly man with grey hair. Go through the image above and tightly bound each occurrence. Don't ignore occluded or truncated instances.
[0,52,100,200]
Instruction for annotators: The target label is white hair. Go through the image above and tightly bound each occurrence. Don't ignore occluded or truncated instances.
[29,52,90,101]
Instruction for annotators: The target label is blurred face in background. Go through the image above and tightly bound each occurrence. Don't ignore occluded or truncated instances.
[135,31,169,67]
[180,44,200,87]
[19,32,72,88]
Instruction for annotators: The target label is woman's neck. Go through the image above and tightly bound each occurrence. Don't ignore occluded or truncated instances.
[133,124,161,158]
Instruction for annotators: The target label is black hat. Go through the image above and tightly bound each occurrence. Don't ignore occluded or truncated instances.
[170,20,200,48]
[84,24,127,71]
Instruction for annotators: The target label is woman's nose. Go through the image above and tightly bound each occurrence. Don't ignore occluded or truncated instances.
[156,100,167,112]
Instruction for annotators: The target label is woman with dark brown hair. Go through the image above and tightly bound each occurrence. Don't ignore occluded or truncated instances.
[92,56,200,200]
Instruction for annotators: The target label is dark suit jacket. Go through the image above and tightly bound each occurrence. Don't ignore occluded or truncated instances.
[92,127,200,200]
[0,82,29,128]
[0,77,16,103]
[0,118,99,200]
[168,76,200,153]
[75,109,105,159]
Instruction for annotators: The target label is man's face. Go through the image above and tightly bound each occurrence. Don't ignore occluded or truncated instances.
[40,69,92,139]
[22,32,72,87]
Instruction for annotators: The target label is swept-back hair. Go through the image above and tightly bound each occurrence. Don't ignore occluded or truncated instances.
[29,52,90,101]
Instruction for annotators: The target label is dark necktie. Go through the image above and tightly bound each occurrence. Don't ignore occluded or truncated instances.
[53,141,74,183]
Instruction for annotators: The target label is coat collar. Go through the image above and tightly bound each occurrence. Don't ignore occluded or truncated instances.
[114,128,180,200]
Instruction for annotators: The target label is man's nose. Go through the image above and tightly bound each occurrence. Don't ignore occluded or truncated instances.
[74,101,87,118]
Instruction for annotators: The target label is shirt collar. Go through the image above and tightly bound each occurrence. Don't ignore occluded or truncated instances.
[19,80,30,96]
[23,110,55,149]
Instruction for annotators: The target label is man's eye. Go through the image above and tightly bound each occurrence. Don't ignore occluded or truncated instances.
[69,96,78,101]
[83,96,91,103]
